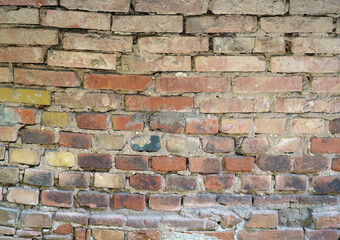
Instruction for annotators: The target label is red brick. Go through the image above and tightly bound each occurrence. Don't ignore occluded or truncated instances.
[294,156,328,173]
[54,92,120,110]
[59,171,91,188]
[261,16,332,33]
[200,97,269,113]
[183,194,216,208]
[54,224,72,235]
[292,38,340,54]
[112,16,183,33]
[274,97,340,113]
[149,194,181,211]
[162,216,217,231]
[202,137,234,153]
[138,37,209,54]
[76,113,106,130]
[125,95,193,112]
[127,215,161,228]
[220,213,242,228]
[115,155,148,171]
[0,0,57,6]
[127,231,161,240]
[0,8,39,24]
[21,129,54,144]
[41,9,111,30]
[156,76,225,93]
[196,56,265,72]
[78,153,112,171]
[0,28,58,45]
[271,56,340,73]
[59,132,92,149]
[75,228,91,240]
[84,73,150,91]
[121,54,191,74]
[234,76,302,92]
[254,195,297,205]
[311,138,340,154]
[238,228,304,240]
[113,193,145,211]
[312,176,340,193]
[14,68,80,87]
[204,174,235,190]
[257,155,291,172]
[245,210,278,229]
[306,229,338,240]
[0,47,44,63]
[77,191,110,209]
[186,16,257,33]
[151,156,186,172]
[276,174,308,191]
[60,0,130,12]
[166,174,198,191]
[189,157,222,173]
[242,175,271,191]
[312,77,340,93]
[48,50,116,70]
[41,190,73,207]
[217,194,252,205]
[224,156,255,172]
[220,118,253,134]
[112,115,144,131]
[130,174,162,191]
[0,127,18,142]
[299,195,337,205]
[133,0,208,15]
[186,118,218,134]
[332,157,340,171]
[242,138,269,153]
[4,107,35,124]
[313,212,340,229]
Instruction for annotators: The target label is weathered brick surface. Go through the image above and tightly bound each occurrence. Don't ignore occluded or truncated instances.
[0,1,338,238]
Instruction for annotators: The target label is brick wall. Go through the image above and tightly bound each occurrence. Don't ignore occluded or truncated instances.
[0,0,339,239]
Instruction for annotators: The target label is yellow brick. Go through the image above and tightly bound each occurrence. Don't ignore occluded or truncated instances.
[94,173,125,188]
[42,112,68,127]
[9,148,40,165]
[0,87,50,105]
[46,151,74,167]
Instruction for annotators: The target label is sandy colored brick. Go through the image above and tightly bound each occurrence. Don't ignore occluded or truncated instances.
[94,173,125,189]
[214,37,255,53]
[112,15,183,33]
[272,138,302,153]
[92,229,124,240]
[0,88,50,105]
[60,0,130,12]
[220,118,253,134]
[0,47,45,63]
[0,67,10,83]
[254,118,286,134]
[292,38,340,54]
[7,188,39,205]
[196,56,265,72]
[254,37,285,53]
[42,112,68,127]
[0,0,57,6]
[0,127,18,142]
[167,136,200,153]
[41,9,111,30]
[122,54,191,74]
[63,33,133,52]
[311,77,340,93]
[260,16,333,33]
[290,0,340,14]
[0,28,58,45]
[138,36,209,54]
[0,167,19,184]
[242,138,269,153]
[0,8,39,24]
[186,15,257,33]
[46,151,74,167]
[9,148,40,165]
[96,135,126,150]
[292,118,324,134]
[47,50,116,70]
[245,210,278,229]
[210,0,287,14]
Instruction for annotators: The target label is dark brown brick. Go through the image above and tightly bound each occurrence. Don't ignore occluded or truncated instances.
[115,155,148,170]
[294,156,328,172]
[276,174,308,191]
[329,118,340,133]
[204,174,235,190]
[113,193,145,211]
[59,132,92,149]
[24,169,54,187]
[78,153,112,171]
[257,155,291,172]
[149,194,181,211]
[166,174,198,191]
[312,176,340,193]
[217,194,252,205]
[59,171,91,188]
[299,195,337,205]
[21,129,54,144]
[41,190,73,207]
[77,191,110,209]
[130,174,162,191]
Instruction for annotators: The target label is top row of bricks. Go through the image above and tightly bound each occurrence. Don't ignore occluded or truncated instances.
[0,0,339,15]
